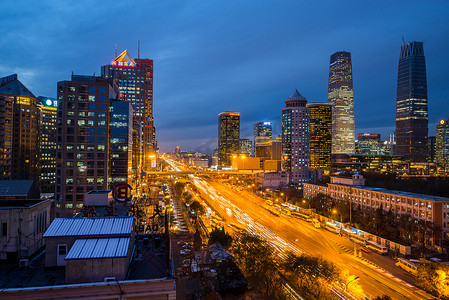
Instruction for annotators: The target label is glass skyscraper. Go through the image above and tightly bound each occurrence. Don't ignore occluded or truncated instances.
[218,112,240,167]
[395,41,428,163]
[101,50,155,174]
[328,51,355,154]
[307,102,332,169]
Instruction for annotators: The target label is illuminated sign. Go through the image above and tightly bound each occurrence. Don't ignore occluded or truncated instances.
[263,122,271,125]
[111,60,136,67]
[440,120,446,125]
[41,98,58,108]
[228,113,240,116]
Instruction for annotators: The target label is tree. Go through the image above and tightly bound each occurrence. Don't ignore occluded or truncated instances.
[174,182,185,196]
[282,252,338,299]
[231,232,285,299]
[208,228,233,248]
[190,200,204,216]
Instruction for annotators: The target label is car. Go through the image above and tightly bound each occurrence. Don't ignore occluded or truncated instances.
[361,247,371,253]
[177,241,187,246]
[180,249,190,255]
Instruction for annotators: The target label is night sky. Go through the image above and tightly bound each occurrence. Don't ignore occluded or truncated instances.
[1,1,448,153]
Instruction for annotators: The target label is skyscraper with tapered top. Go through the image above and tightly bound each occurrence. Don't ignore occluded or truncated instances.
[328,51,355,154]
[395,41,428,162]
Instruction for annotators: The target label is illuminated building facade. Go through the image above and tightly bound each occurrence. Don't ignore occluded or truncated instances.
[304,176,449,243]
[101,50,154,175]
[0,94,12,180]
[282,90,310,188]
[356,134,381,155]
[307,102,332,169]
[37,96,57,193]
[239,138,252,157]
[395,41,428,162]
[0,74,39,182]
[56,75,119,217]
[109,100,133,185]
[328,51,355,154]
[332,154,409,174]
[436,118,449,171]
[428,136,436,164]
[218,112,240,167]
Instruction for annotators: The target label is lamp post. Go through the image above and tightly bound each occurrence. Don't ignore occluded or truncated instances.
[303,199,310,209]
[345,276,360,290]
[241,155,246,171]
[333,209,342,224]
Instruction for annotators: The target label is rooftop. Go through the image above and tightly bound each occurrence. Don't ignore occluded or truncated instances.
[0,180,35,196]
[65,237,130,260]
[43,216,134,238]
[286,89,306,101]
[329,183,449,202]
[0,199,50,209]
[0,75,35,98]
[86,190,112,194]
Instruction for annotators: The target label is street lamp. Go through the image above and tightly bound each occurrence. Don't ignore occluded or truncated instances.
[302,199,310,209]
[345,276,360,290]
[333,209,342,223]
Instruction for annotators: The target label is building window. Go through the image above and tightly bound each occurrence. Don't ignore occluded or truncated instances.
[58,244,67,256]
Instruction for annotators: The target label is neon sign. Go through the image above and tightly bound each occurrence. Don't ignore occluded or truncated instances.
[111,60,136,67]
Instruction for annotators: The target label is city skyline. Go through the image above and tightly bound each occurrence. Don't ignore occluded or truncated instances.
[1,1,448,153]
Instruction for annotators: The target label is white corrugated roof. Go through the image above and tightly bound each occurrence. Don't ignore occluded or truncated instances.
[43,216,134,237]
[65,237,130,260]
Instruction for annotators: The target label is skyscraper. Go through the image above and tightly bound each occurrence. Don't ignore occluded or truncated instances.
[0,74,39,182]
[0,94,12,180]
[282,90,310,188]
[218,112,240,168]
[37,96,57,193]
[328,51,355,154]
[307,102,332,169]
[239,138,252,157]
[101,50,155,175]
[55,75,120,216]
[356,133,381,155]
[436,118,449,171]
[395,41,428,162]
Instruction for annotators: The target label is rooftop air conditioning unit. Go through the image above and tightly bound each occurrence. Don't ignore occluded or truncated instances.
[104,277,116,282]
[19,259,29,267]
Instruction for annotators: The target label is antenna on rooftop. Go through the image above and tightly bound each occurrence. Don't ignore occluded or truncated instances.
[138,40,140,59]
[402,36,406,45]
[115,44,117,57]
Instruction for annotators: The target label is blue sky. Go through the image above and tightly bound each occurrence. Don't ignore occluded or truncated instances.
[1,1,448,153]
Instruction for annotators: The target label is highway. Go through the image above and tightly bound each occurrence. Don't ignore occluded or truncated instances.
[164,159,434,299]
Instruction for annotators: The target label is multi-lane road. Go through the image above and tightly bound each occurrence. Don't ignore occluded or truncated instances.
[164,159,434,299]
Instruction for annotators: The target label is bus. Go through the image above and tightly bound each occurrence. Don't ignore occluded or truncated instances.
[348,233,366,246]
[365,240,388,255]
[292,211,312,222]
[325,222,340,234]
[395,258,418,275]
[312,219,320,228]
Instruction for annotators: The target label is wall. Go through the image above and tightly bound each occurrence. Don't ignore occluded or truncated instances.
[66,257,128,283]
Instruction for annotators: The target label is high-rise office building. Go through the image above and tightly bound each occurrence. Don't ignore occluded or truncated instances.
[101,50,155,175]
[55,75,120,217]
[37,96,57,193]
[0,94,12,180]
[436,118,449,170]
[218,112,240,168]
[254,122,272,139]
[0,74,39,182]
[328,51,355,154]
[356,133,381,155]
[109,100,133,185]
[395,41,428,162]
[428,136,436,164]
[239,138,252,157]
[307,102,332,169]
[282,90,310,188]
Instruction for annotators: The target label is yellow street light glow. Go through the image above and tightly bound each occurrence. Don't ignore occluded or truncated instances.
[233,155,237,159]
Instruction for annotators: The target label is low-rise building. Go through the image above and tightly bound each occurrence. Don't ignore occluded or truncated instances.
[0,198,51,260]
[0,180,40,200]
[256,171,289,189]
[304,175,449,244]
